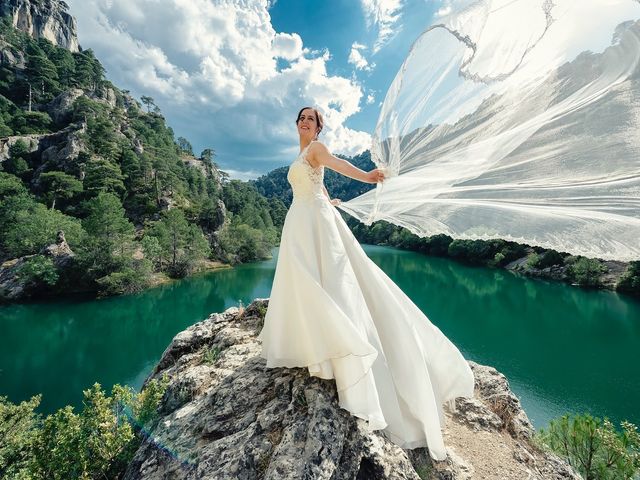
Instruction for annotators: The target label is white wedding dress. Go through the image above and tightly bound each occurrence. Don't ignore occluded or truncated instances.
[257,140,475,461]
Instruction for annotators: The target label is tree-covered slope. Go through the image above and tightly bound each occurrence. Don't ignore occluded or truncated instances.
[0,13,279,301]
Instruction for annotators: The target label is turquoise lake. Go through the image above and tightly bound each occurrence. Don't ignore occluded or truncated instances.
[1,245,639,432]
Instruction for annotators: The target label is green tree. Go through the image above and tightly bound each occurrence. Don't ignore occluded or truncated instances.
[5,139,31,177]
[83,157,126,197]
[16,254,59,287]
[140,95,156,113]
[0,172,27,198]
[0,195,85,258]
[0,394,41,478]
[147,208,210,277]
[86,116,120,161]
[566,257,606,287]
[0,376,168,479]
[80,192,135,277]
[617,261,640,295]
[217,219,272,264]
[25,43,59,101]
[200,148,216,163]
[72,49,105,90]
[38,171,83,209]
[534,413,640,480]
[177,136,193,155]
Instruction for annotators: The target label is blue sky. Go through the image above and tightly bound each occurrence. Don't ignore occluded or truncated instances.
[65,0,447,180]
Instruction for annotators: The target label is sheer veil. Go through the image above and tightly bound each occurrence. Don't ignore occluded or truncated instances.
[338,0,640,261]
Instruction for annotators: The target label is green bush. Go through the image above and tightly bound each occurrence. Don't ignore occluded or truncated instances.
[217,219,274,264]
[0,394,41,479]
[526,252,540,268]
[95,259,153,297]
[527,250,565,269]
[534,413,640,480]
[617,261,640,295]
[448,239,495,264]
[423,233,454,256]
[567,257,606,287]
[15,254,59,287]
[0,377,169,479]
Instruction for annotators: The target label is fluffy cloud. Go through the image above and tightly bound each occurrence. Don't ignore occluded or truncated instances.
[348,42,375,71]
[360,0,404,53]
[66,0,371,177]
[272,32,303,60]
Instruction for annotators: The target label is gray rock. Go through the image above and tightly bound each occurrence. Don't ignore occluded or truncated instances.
[123,299,581,480]
[0,134,42,162]
[0,230,75,301]
[0,0,80,52]
[45,88,84,124]
[0,38,26,68]
[39,229,74,269]
[464,362,535,440]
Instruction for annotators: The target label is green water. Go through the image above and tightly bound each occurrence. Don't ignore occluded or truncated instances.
[1,245,638,432]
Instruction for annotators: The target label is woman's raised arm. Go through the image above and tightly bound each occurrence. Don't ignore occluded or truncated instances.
[309,142,385,184]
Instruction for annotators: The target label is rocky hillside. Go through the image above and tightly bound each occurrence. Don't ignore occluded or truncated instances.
[0,0,78,52]
[0,0,284,302]
[122,299,580,480]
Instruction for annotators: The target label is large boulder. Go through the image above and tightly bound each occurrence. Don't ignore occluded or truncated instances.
[123,299,580,480]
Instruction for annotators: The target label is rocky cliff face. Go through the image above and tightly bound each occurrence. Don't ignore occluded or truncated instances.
[0,0,79,52]
[122,299,580,480]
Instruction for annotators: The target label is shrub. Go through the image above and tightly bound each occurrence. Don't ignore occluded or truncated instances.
[567,257,606,287]
[492,252,506,267]
[526,252,540,268]
[15,255,59,287]
[534,413,640,480]
[617,261,640,295]
[94,259,152,297]
[0,378,169,479]
[0,394,41,479]
[537,250,564,268]
[448,239,495,264]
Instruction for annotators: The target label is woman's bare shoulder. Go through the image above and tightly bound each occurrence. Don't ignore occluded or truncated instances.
[307,141,329,167]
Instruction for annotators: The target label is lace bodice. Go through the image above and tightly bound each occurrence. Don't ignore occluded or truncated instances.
[287,140,325,201]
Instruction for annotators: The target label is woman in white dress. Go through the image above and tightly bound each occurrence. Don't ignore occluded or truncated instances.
[257,106,475,462]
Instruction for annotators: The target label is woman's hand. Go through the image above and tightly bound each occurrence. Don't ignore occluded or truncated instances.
[366,168,386,184]
[330,198,342,206]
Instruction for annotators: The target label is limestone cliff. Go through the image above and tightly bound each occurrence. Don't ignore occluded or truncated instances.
[0,0,79,51]
[122,299,580,480]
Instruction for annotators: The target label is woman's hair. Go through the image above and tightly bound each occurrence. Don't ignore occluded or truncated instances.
[295,106,324,138]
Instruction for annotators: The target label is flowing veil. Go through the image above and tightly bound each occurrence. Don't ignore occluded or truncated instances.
[338,0,640,261]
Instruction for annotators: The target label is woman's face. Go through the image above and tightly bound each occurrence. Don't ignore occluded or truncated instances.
[297,108,318,139]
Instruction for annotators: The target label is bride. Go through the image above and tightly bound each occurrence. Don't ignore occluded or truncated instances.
[257,106,475,462]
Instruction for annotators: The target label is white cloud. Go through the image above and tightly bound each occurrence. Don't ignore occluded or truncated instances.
[360,0,404,53]
[366,93,375,104]
[222,168,263,181]
[272,32,303,61]
[348,42,375,71]
[66,0,370,170]
[434,3,452,17]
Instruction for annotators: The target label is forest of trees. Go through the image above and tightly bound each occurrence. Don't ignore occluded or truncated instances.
[0,17,280,301]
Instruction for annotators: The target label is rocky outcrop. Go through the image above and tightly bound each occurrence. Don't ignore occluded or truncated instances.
[44,87,84,124]
[39,229,74,267]
[123,299,580,480]
[0,122,86,174]
[0,36,26,68]
[0,229,74,302]
[0,0,79,52]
